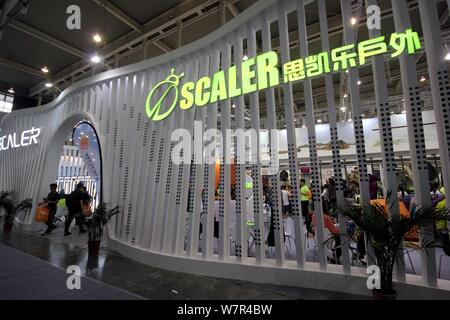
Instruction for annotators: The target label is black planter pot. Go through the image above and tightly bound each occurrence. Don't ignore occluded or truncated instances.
[88,240,101,256]
[372,288,397,300]
[3,222,13,233]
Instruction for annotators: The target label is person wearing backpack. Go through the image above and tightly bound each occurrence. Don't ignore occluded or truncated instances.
[41,183,60,235]
[64,182,88,236]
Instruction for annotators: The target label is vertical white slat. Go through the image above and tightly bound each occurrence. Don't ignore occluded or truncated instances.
[126,73,149,246]
[246,20,266,264]
[161,59,189,254]
[116,77,133,241]
[201,48,220,258]
[140,68,165,249]
[152,64,182,252]
[261,10,288,266]
[110,77,126,238]
[318,0,351,274]
[364,0,401,268]
[295,0,329,270]
[129,71,156,246]
[218,42,232,261]
[122,73,144,244]
[233,31,248,262]
[340,0,378,271]
[186,54,209,257]
[391,0,431,283]
[173,56,200,255]
[418,0,449,285]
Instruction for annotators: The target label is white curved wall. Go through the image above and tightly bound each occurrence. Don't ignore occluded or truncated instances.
[1,0,450,298]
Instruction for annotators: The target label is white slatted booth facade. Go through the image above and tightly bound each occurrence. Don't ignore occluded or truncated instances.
[1,0,450,298]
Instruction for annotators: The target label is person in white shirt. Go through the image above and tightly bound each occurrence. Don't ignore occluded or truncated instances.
[281,186,290,217]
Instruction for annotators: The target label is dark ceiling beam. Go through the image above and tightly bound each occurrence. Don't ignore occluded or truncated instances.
[92,0,143,33]
[30,0,241,97]
[9,20,90,60]
[153,39,174,53]
[226,2,240,17]
[0,56,46,78]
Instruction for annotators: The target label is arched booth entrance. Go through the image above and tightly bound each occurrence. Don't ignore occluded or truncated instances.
[32,112,103,231]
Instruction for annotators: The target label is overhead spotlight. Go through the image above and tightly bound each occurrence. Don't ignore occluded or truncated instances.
[343,94,348,98]
[316,119,322,123]
[41,66,49,73]
[345,70,349,74]
[93,34,102,43]
[8,87,14,94]
[45,82,53,88]
[357,80,362,85]
[91,55,101,63]
[340,107,346,112]
[243,55,249,61]
[420,75,426,82]
[350,17,357,25]
[232,104,236,108]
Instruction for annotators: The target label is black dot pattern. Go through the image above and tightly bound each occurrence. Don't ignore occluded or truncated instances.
[165,142,176,194]
[119,140,124,168]
[353,116,369,183]
[437,70,450,160]
[148,130,157,162]
[378,102,396,173]
[286,143,300,217]
[408,86,426,171]
[155,138,165,183]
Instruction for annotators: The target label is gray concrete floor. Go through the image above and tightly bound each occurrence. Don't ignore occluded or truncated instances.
[0,224,367,300]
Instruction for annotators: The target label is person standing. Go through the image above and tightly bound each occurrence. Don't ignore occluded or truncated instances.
[281,186,290,217]
[300,179,313,235]
[42,183,60,235]
[327,178,337,211]
[64,182,87,236]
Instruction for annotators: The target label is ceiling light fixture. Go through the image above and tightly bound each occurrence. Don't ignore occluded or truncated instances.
[350,17,357,25]
[343,94,348,98]
[243,55,249,61]
[316,119,322,123]
[340,107,346,112]
[8,88,14,94]
[420,75,426,82]
[45,82,53,88]
[93,34,102,43]
[357,80,362,85]
[91,55,101,63]
[41,66,49,73]
[445,52,450,61]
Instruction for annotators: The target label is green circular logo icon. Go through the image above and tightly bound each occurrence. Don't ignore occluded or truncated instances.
[145,69,184,121]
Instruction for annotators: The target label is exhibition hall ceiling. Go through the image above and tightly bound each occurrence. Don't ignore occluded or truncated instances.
[0,0,449,121]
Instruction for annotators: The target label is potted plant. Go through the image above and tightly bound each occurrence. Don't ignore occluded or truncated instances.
[85,202,119,256]
[333,193,449,299]
[0,191,32,233]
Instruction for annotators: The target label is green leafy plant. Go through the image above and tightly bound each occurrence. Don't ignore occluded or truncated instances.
[333,193,449,295]
[85,202,119,242]
[0,191,32,225]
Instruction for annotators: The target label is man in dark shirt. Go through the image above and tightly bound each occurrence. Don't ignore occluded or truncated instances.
[42,183,60,235]
[64,182,88,236]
